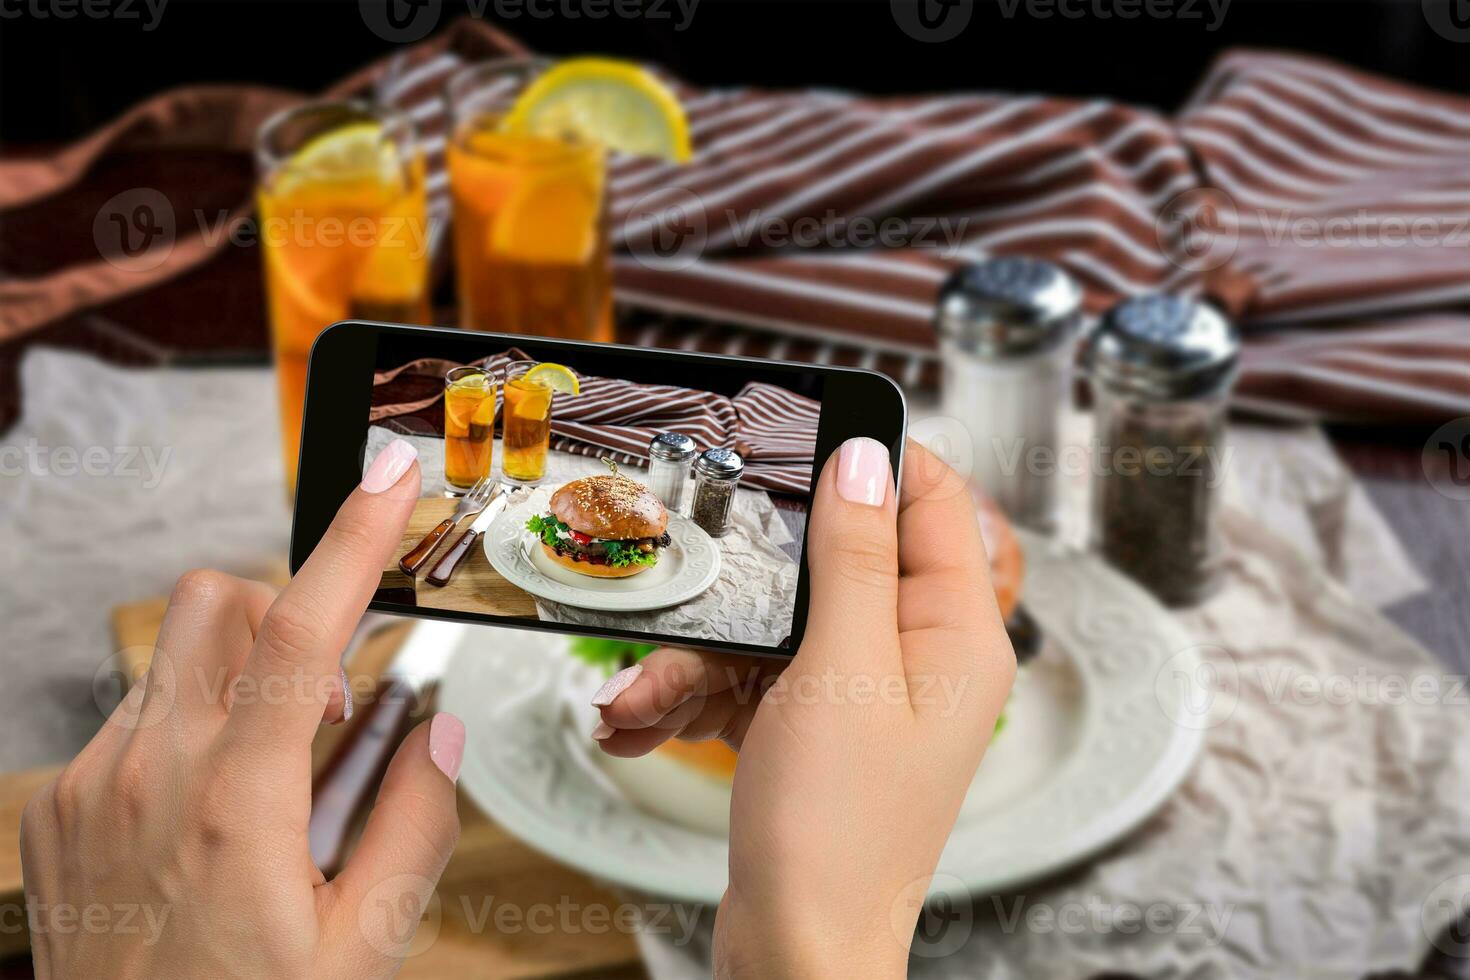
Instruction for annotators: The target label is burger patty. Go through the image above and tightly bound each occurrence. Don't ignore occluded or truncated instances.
[550,532,672,564]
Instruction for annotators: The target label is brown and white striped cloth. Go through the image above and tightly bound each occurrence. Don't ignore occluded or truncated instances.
[372,350,819,494]
[371,29,1470,424]
[7,21,1465,425]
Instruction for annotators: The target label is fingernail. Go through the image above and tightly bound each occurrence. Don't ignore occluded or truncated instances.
[591,664,643,707]
[591,720,616,741]
[429,712,465,783]
[361,438,417,493]
[340,669,354,723]
[836,437,889,507]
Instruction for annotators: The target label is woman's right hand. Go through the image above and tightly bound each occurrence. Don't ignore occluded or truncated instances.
[590,438,1016,976]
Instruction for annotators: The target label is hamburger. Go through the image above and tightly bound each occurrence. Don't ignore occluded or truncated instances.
[526,473,671,578]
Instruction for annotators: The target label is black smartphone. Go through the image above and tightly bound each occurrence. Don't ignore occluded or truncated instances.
[291,321,906,658]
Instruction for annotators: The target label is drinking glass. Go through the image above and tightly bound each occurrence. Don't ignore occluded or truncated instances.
[447,60,613,342]
[443,365,498,494]
[501,360,554,483]
[256,101,430,489]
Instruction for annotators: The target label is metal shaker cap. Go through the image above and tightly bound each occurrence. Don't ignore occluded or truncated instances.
[935,256,1083,358]
[1085,294,1240,400]
[649,432,697,462]
[695,448,744,480]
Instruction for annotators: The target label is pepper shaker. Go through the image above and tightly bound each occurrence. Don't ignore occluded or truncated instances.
[691,448,743,537]
[648,432,697,514]
[1082,294,1240,607]
[936,256,1082,531]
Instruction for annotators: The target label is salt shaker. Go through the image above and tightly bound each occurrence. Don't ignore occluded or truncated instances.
[691,448,743,538]
[1082,295,1240,607]
[936,256,1082,531]
[648,432,697,513]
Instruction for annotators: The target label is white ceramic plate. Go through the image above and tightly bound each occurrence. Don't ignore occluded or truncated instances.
[442,531,1205,903]
[483,491,721,612]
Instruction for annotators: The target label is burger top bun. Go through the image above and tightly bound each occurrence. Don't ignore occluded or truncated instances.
[550,474,668,540]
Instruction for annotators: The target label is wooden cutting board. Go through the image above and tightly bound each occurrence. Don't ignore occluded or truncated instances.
[389,498,539,618]
[0,593,641,978]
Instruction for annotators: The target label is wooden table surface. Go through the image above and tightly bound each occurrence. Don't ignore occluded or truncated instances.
[389,498,540,617]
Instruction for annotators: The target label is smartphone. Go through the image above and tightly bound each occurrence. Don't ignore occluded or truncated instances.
[292,321,906,658]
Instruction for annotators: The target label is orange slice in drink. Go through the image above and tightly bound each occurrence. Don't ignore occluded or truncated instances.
[490,165,601,265]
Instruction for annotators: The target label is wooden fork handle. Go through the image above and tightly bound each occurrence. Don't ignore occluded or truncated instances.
[399,518,455,575]
[425,528,480,587]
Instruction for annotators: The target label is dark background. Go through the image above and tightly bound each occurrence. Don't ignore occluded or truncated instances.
[2,0,1466,144]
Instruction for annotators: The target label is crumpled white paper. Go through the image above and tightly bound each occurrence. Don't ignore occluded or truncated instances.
[366,425,800,649]
[1,349,292,770]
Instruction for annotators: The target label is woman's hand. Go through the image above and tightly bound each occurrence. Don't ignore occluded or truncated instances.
[591,438,1016,976]
[20,439,465,979]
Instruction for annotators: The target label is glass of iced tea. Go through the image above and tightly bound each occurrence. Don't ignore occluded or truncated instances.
[446,60,613,342]
[443,365,498,494]
[501,360,554,483]
[256,101,430,489]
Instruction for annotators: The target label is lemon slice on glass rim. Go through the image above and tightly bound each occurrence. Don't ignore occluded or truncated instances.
[523,362,580,395]
[503,58,692,163]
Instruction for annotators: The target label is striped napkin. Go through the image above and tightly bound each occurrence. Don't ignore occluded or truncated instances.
[372,351,819,494]
[374,33,1470,423]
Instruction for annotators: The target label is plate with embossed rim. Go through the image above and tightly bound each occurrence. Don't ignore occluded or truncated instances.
[442,530,1206,903]
[483,490,721,612]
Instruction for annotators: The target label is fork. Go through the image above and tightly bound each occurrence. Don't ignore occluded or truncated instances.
[398,477,496,575]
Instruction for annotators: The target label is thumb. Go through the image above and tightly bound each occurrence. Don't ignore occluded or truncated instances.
[329,714,463,971]
[799,437,900,675]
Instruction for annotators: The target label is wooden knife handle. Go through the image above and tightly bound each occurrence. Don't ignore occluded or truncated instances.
[308,677,417,876]
[399,518,455,575]
[425,528,480,587]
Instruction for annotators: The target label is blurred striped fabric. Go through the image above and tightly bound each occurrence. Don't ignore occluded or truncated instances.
[375,38,1470,424]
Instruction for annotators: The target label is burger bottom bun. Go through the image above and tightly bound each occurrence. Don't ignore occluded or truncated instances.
[541,542,650,579]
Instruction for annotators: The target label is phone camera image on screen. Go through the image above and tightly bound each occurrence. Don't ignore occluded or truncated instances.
[291,323,905,658]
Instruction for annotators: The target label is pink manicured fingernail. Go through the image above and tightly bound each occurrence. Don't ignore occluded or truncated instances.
[429,712,465,783]
[361,438,417,493]
[835,437,889,507]
[591,720,615,741]
[591,664,642,707]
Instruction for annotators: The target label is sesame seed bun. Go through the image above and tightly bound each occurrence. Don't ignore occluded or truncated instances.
[550,475,668,540]
[540,542,652,578]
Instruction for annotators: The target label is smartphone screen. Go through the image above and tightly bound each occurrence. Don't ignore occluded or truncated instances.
[293,322,905,658]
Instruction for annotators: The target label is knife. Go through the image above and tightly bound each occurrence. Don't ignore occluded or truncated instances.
[425,484,510,587]
[399,476,497,575]
[308,619,467,875]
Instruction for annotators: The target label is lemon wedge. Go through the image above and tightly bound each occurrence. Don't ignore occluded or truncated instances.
[273,122,401,197]
[504,58,692,163]
[523,362,580,395]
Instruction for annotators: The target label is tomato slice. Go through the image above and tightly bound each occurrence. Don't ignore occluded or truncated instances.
[569,530,592,545]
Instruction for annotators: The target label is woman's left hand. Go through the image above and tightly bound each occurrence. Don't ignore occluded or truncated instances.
[20,439,463,979]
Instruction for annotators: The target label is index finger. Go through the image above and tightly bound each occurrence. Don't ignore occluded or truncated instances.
[227,439,421,754]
